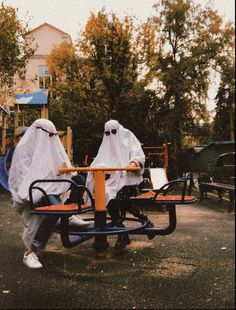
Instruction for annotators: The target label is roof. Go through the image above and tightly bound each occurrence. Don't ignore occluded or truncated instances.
[27,23,71,37]
[14,89,48,105]
[210,141,235,145]
[196,141,235,154]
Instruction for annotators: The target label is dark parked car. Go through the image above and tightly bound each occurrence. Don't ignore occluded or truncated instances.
[213,152,235,185]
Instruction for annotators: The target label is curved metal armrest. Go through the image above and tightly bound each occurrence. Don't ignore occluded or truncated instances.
[29,179,95,210]
[140,183,171,195]
[153,173,194,202]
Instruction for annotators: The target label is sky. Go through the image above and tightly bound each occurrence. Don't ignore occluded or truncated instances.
[2,0,235,112]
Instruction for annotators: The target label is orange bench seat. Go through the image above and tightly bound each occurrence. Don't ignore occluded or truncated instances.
[135,191,197,203]
[34,203,92,212]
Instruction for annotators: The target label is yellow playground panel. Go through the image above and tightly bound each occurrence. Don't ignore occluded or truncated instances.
[58,127,73,160]
[1,89,73,160]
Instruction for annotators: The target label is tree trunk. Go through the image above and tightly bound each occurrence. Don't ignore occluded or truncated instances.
[229,102,235,141]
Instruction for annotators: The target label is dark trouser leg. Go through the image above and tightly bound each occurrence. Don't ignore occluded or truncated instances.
[107,200,131,249]
[32,195,60,251]
[107,200,122,226]
[107,199,145,224]
[65,173,86,204]
[109,198,152,226]
[124,201,149,222]
[124,201,155,240]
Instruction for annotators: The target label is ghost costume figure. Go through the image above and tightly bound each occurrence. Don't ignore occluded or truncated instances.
[86,119,145,205]
[9,119,88,269]
[9,119,72,247]
[86,120,155,250]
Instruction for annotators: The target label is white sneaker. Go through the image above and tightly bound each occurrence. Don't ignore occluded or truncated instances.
[23,252,43,269]
[69,215,91,227]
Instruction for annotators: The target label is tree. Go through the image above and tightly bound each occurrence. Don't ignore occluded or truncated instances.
[213,86,234,141]
[46,41,94,101]
[0,3,34,90]
[79,10,141,116]
[47,4,234,170]
[141,0,234,175]
[47,11,156,163]
[213,62,235,141]
[46,41,109,163]
[213,23,235,141]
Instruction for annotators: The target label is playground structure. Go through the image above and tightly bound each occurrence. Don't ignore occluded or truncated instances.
[29,167,196,255]
[143,144,169,171]
[0,147,11,191]
[141,143,170,191]
[0,89,72,191]
[1,89,49,155]
[144,168,169,191]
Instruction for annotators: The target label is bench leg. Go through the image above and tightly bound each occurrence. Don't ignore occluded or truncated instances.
[218,189,223,202]
[199,189,204,201]
[228,191,235,212]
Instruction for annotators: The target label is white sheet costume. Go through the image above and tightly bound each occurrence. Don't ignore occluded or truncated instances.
[86,120,145,205]
[9,119,72,248]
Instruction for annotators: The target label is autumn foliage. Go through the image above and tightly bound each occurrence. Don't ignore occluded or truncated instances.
[1,1,234,172]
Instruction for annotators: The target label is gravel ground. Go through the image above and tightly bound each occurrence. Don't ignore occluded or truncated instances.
[0,190,235,309]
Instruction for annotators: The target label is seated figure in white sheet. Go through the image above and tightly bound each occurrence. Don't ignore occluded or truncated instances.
[86,119,155,250]
[9,119,89,269]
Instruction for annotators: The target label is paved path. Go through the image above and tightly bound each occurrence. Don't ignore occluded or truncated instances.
[0,191,235,309]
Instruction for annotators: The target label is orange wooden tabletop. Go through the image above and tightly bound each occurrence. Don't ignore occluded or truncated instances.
[58,166,141,173]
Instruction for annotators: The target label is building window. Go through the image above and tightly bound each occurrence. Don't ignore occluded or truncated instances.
[19,69,26,80]
[38,65,49,76]
[38,65,51,89]
[38,76,52,89]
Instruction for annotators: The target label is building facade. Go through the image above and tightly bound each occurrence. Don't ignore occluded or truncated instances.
[14,22,72,92]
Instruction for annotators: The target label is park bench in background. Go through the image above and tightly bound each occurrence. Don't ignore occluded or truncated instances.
[198,152,235,211]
